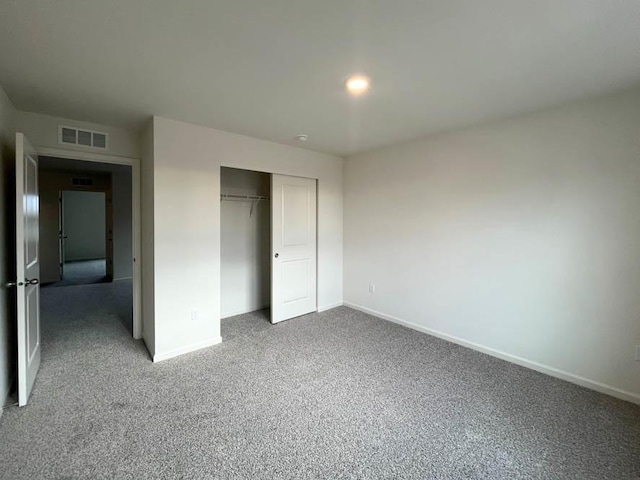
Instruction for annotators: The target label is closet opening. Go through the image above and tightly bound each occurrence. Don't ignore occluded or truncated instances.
[220,166,318,337]
[220,167,271,321]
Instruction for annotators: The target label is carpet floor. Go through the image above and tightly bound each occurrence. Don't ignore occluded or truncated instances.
[0,283,638,479]
[45,259,108,287]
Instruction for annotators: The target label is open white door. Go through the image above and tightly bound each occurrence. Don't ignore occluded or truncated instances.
[271,174,317,323]
[14,132,41,406]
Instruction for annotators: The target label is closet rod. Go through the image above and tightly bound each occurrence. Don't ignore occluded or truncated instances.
[221,193,269,218]
[220,194,269,201]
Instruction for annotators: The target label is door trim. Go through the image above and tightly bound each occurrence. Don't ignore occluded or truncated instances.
[36,146,142,340]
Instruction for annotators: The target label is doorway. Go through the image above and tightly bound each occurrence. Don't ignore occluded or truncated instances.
[59,190,109,286]
[220,167,271,319]
[38,158,126,287]
[12,133,142,406]
[38,156,135,330]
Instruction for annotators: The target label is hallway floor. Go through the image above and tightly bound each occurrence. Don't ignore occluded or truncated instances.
[45,259,108,287]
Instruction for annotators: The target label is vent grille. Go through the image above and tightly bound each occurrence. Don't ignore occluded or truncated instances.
[77,129,92,146]
[71,177,94,187]
[61,127,76,144]
[93,132,107,148]
[58,125,109,150]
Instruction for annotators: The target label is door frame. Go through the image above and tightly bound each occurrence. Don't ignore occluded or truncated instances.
[218,166,319,320]
[37,147,142,340]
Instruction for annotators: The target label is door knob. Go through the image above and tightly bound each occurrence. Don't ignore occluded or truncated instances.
[25,279,39,286]
[274,253,279,258]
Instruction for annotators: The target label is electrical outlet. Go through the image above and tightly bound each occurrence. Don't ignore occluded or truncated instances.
[635,345,640,362]
[369,284,375,294]
[191,309,199,321]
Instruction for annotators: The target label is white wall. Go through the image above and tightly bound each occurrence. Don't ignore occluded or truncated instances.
[38,171,63,283]
[148,116,343,361]
[0,84,16,411]
[344,87,640,402]
[220,168,270,318]
[112,168,133,279]
[63,191,106,261]
[15,111,140,159]
[141,120,155,357]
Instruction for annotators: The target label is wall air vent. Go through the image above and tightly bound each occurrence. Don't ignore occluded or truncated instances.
[71,177,94,187]
[59,125,109,150]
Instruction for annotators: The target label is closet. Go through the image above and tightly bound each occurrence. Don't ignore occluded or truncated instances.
[220,167,271,318]
[221,167,318,323]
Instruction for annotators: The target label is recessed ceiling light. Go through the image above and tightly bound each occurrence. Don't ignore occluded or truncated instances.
[296,134,309,141]
[345,75,370,96]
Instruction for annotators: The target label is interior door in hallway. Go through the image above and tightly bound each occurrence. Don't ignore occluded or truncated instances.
[14,132,41,406]
[271,174,317,323]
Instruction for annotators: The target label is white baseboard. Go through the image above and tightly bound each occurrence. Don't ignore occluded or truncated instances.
[153,336,222,363]
[318,302,343,313]
[344,302,640,405]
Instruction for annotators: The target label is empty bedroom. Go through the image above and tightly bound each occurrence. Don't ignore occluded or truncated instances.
[0,1,639,479]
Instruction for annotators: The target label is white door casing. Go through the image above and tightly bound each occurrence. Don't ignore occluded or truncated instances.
[15,132,41,406]
[271,174,317,323]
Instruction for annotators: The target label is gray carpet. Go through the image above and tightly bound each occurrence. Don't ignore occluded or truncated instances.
[45,259,108,287]
[0,284,638,479]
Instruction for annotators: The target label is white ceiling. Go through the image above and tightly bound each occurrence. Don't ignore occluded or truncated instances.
[1,1,639,156]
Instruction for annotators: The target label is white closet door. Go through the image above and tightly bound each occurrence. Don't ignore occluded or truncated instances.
[271,174,317,323]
